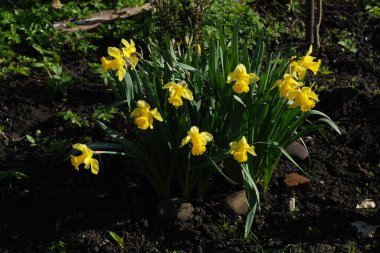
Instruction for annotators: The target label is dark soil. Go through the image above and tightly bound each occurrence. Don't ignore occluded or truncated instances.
[0,1,379,252]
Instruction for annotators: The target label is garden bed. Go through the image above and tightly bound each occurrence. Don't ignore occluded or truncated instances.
[0,0,379,252]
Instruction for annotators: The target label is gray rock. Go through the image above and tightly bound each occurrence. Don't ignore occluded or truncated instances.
[224,190,248,215]
[285,141,309,160]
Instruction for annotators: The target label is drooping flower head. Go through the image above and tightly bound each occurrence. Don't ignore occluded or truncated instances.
[229,136,257,163]
[162,81,193,107]
[101,47,127,81]
[180,126,213,155]
[273,74,303,99]
[70,144,99,175]
[130,100,163,130]
[288,86,319,112]
[290,45,321,80]
[227,64,260,94]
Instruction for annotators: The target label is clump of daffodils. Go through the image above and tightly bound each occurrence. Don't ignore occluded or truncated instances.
[274,45,321,112]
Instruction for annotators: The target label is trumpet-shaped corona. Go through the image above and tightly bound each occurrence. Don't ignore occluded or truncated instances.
[227,64,259,94]
[130,100,163,130]
[162,81,193,107]
[70,144,100,175]
[290,45,321,80]
[180,126,213,155]
[288,87,319,112]
[229,136,257,163]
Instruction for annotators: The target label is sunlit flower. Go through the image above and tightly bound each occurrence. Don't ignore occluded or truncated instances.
[288,86,319,112]
[227,64,259,93]
[273,74,303,99]
[290,45,321,80]
[180,126,213,155]
[130,100,163,130]
[121,39,139,68]
[101,47,127,81]
[229,136,257,163]
[70,144,99,175]
[162,81,193,107]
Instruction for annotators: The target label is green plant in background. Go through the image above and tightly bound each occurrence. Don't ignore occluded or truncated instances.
[337,31,357,53]
[366,0,380,18]
[69,21,339,236]
[286,0,301,14]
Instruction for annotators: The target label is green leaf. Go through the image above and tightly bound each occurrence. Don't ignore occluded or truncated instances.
[233,95,246,108]
[108,231,124,249]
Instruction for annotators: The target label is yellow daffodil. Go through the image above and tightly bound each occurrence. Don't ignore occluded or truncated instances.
[288,86,319,112]
[162,81,193,107]
[70,144,99,175]
[121,39,139,68]
[227,64,260,94]
[273,74,303,99]
[290,45,321,80]
[130,100,163,130]
[101,47,127,81]
[180,126,213,155]
[229,136,257,163]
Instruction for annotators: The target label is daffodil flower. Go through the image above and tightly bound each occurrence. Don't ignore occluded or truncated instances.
[229,136,257,163]
[70,144,100,175]
[121,39,139,68]
[101,47,127,81]
[162,81,193,107]
[180,126,213,155]
[227,64,260,94]
[130,100,163,130]
[273,74,303,99]
[288,86,319,112]
[290,45,321,80]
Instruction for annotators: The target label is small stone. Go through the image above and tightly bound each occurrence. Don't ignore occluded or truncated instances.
[284,173,310,187]
[156,198,194,221]
[356,199,376,209]
[177,202,194,221]
[224,190,248,215]
[289,197,296,212]
[285,141,309,160]
[350,221,377,237]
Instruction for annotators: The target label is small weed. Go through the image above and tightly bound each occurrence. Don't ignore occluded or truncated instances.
[49,240,66,253]
[108,230,124,249]
[58,110,90,128]
[92,106,121,123]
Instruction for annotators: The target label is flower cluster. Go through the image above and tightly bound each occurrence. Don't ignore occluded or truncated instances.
[101,39,139,81]
[274,45,321,112]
